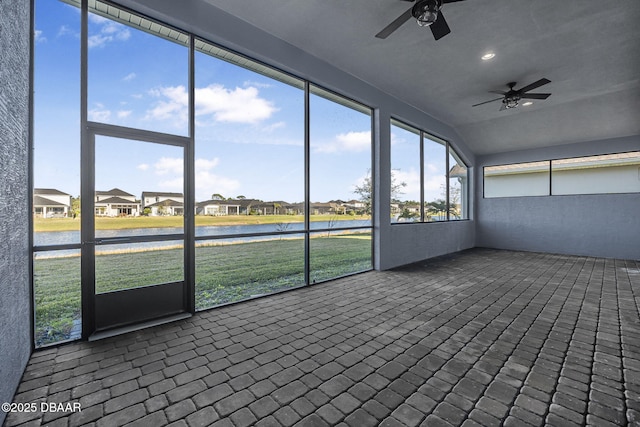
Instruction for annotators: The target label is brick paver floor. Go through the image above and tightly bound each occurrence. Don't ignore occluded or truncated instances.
[4,248,640,426]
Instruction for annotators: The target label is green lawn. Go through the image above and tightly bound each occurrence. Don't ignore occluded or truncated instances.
[34,234,371,346]
[34,214,370,232]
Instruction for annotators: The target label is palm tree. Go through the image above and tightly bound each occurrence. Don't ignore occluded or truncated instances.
[425,199,446,221]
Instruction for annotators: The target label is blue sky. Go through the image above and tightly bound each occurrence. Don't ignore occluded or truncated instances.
[28,1,466,347]
[34,0,448,204]
[391,123,450,203]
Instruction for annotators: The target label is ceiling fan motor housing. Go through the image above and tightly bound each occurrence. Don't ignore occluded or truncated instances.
[503,95,520,109]
[504,83,520,108]
[413,0,442,26]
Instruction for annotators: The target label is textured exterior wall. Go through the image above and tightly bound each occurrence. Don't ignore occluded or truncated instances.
[476,136,640,260]
[387,220,476,269]
[0,0,32,422]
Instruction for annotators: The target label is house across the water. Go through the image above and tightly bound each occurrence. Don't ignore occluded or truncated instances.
[33,188,72,218]
[95,188,140,217]
[142,191,184,216]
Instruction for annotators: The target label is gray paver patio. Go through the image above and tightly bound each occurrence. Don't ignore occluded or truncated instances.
[4,248,640,426]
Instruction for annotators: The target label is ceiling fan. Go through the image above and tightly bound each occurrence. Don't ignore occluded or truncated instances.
[472,79,552,111]
[375,0,466,41]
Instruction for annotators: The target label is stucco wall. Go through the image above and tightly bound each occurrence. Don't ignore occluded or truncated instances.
[386,220,476,268]
[476,136,640,260]
[0,0,32,422]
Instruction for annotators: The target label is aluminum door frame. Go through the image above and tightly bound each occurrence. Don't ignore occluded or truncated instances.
[81,122,193,337]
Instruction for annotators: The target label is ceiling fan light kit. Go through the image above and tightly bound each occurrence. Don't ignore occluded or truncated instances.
[375,0,465,40]
[504,96,519,109]
[472,79,552,111]
[413,0,440,27]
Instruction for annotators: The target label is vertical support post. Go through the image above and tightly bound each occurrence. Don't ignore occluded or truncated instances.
[446,143,450,221]
[80,0,96,339]
[185,34,196,313]
[420,131,425,222]
[369,110,375,270]
[28,0,36,350]
[372,109,389,271]
[549,160,553,196]
[304,82,310,285]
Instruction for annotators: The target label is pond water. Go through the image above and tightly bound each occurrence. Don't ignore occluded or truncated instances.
[34,219,371,248]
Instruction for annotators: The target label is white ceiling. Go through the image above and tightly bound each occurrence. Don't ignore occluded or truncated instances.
[201,0,640,155]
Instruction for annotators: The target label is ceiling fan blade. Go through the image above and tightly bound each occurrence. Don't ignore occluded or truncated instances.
[472,97,503,107]
[499,103,507,111]
[442,0,466,2]
[430,10,451,40]
[375,8,413,39]
[521,93,551,100]
[517,78,551,94]
[488,90,507,95]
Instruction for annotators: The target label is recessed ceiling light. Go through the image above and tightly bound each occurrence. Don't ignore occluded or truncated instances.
[481,52,495,61]
[522,101,533,106]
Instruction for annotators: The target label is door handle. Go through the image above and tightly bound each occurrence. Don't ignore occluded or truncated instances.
[82,239,104,245]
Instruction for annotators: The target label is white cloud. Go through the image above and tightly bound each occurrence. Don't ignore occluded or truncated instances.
[158,177,183,191]
[102,23,130,41]
[425,163,440,174]
[197,84,276,123]
[154,157,183,175]
[195,157,240,200]
[393,168,421,200]
[87,16,130,49]
[243,80,272,89]
[424,164,446,197]
[145,86,188,125]
[123,72,136,82]
[353,172,369,190]
[145,84,277,127]
[57,25,73,37]
[195,158,220,171]
[262,121,286,132]
[141,156,239,201]
[390,132,404,146]
[34,30,46,43]
[139,157,228,194]
[315,131,371,153]
[88,14,110,25]
[90,102,130,121]
[196,171,240,200]
[338,131,371,151]
[88,34,111,49]
[88,105,111,122]
[425,175,446,191]
[149,157,220,193]
[196,126,301,147]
